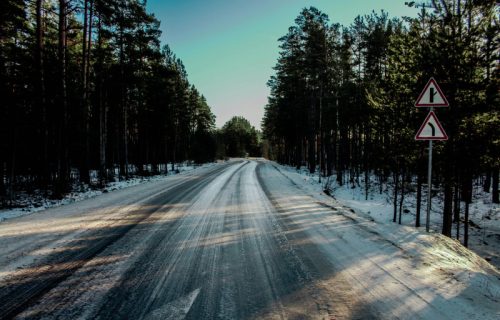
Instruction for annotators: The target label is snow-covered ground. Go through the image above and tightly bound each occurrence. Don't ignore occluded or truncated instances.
[277,164,500,270]
[0,159,498,319]
[260,161,500,319]
[0,162,215,223]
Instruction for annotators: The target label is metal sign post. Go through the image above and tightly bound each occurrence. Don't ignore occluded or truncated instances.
[415,78,449,232]
[426,113,433,232]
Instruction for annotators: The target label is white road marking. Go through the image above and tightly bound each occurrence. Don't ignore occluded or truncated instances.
[145,288,201,320]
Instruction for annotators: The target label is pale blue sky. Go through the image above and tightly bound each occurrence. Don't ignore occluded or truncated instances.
[147,0,418,129]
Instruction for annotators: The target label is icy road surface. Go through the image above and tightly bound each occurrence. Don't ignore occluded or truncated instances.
[0,160,498,319]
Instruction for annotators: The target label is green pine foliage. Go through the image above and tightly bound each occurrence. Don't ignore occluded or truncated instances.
[263,2,499,239]
[0,0,217,203]
[220,116,260,158]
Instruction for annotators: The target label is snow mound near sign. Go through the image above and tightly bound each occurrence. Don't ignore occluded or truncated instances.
[272,162,500,308]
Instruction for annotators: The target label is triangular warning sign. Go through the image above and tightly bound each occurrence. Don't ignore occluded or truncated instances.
[415,111,448,141]
[415,77,449,107]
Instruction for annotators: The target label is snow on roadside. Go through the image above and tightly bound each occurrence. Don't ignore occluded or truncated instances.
[264,161,499,318]
[273,163,500,272]
[0,162,215,223]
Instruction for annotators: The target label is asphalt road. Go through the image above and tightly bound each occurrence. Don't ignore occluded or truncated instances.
[0,160,496,319]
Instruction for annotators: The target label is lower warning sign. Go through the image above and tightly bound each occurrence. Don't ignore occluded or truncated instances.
[415,111,448,141]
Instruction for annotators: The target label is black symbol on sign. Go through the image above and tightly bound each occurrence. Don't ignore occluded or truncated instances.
[429,87,438,103]
[427,122,436,136]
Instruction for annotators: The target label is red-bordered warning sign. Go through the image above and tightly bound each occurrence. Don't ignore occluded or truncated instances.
[415,111,448,140]
[415,78,449,107]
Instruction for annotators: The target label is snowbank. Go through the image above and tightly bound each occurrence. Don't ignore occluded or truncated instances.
[0,162,215,223]
[274,164,500,271]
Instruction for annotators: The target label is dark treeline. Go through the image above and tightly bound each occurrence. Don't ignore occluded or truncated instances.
[1,0,217,204]
[218,116,261,158]
[262,1,499,243]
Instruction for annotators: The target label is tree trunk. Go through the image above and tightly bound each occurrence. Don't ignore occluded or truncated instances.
[337,127,345,186]
[308,135,315,174]
[416,171,423,228]
[415,146,425,228]
[318,90,324,181]
[308,95,316,174]
[453,183,461,239]
[399,169,405,225]
[96,12,108,186]
[365,169,369,201]
[172,124,177,172]
[99,99,107,186]
[393,170,399,223]
[493,167,499,204]
[453,184,459,224]
[55,0,69,197]
[80,0,89,184]
[326,130,333,176]
[364,126,370,201]
[295,135,302,170]
[483,170,491,192]
[0,161,5,207]
[164,137,169,174]
[463,176,472,248]
[464,200,469,247]
[8,124,17,206]
[35,0,49,189]
[86,0,93,83]
[119,15,128,179]
[442,183,453,237]
[80,0,94,184]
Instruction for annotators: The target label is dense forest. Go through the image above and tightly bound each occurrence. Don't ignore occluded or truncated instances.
[262,1,499,243]
[219,116,261,158]
[0,0,218,203]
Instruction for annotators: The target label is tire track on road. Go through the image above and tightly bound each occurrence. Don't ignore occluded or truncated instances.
[255,161,379,319]
[94,161,249,320]
[0,162,236,320]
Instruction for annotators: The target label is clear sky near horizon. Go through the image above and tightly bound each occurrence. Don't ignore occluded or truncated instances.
[146,0,418,129]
